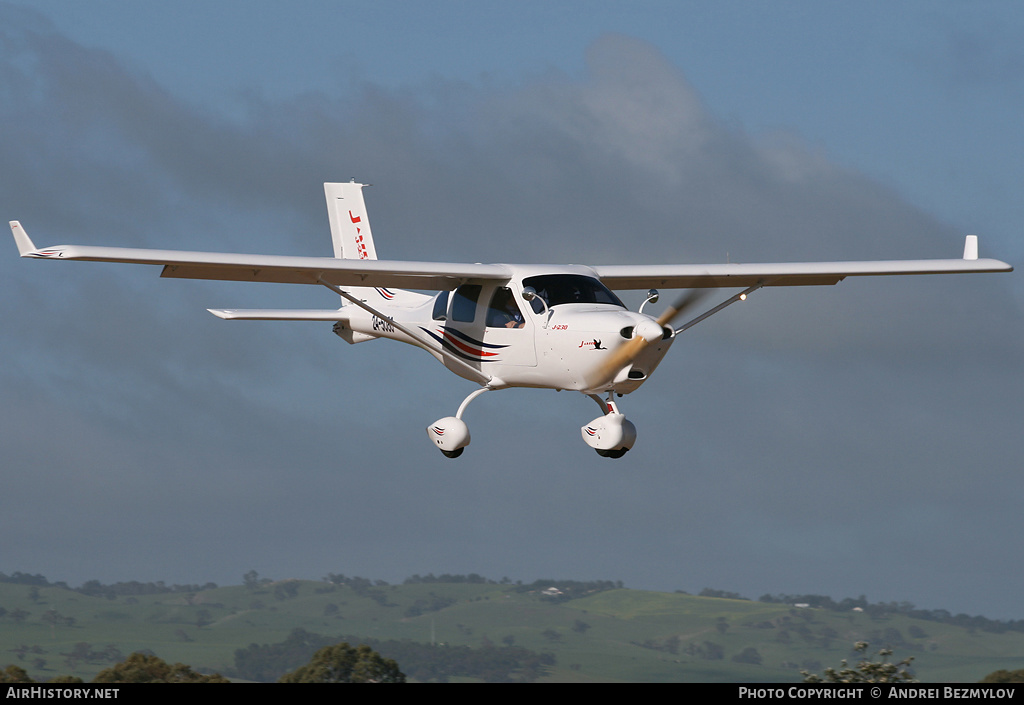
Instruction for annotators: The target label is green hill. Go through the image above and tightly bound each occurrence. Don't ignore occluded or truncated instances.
[1,578,1021,682]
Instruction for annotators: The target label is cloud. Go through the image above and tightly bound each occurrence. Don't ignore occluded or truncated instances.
[1,10,1020,618]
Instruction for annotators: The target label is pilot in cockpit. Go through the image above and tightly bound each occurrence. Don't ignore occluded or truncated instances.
[487,287,525,328]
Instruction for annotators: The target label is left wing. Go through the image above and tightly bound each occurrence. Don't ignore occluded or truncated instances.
[593,237,1011,289]
[10,221,510,291]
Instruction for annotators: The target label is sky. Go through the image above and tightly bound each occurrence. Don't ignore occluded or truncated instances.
[2,1,1022,619]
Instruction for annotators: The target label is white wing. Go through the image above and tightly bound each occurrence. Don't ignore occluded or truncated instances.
[11,221,509,290]
[593,237,1011,289]
[10,222,1011,291]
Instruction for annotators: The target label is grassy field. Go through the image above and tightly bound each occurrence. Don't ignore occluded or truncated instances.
[1,580,1020,682]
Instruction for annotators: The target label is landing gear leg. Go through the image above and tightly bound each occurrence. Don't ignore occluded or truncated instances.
[427,387,490,459]
[581,392,636,459]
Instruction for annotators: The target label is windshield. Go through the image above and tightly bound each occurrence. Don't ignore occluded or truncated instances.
[522,274,625,311]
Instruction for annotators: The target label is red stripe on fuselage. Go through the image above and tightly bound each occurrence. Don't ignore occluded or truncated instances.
[442,332,498,358]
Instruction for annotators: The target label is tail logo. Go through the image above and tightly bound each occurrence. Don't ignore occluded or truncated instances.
[349,210,369,259]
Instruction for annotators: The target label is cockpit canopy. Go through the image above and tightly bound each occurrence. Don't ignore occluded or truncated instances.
[521,274,625,312]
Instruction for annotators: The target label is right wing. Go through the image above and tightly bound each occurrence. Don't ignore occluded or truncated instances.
[10,221,510,291]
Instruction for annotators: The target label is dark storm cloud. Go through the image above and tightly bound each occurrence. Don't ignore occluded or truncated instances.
[1,9,1020,618]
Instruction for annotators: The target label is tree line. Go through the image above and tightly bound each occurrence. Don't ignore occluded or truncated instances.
[231,627,551,683]
[2,644,404,683]
[757,593,1024,634]
[0,572,217,599]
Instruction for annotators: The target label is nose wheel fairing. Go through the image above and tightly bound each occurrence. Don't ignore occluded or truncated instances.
[581,397,636,458]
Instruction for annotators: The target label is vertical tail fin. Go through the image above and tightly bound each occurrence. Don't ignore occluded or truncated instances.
[325,181,377,260]
[324,181,425,308]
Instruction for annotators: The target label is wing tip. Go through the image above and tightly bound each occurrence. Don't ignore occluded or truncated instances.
[963,235,978,261]
[964,235,1013,271]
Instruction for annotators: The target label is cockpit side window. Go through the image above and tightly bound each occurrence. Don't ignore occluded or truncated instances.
[486,287,525,329]
[521,274,625,312]
[432,291,449,321]
[450,284,482,322]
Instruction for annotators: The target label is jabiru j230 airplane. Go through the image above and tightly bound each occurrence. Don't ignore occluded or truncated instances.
[10,182,1013,458]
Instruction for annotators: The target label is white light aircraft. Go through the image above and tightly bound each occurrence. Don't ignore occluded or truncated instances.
[10,182,1013,458]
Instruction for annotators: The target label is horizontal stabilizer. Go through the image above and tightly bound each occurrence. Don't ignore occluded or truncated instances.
[208,308,350,321]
